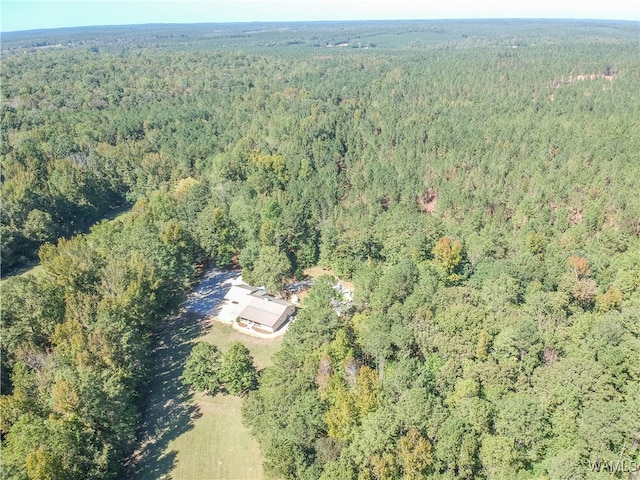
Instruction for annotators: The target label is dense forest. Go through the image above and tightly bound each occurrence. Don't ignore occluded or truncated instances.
[1,20,639,479]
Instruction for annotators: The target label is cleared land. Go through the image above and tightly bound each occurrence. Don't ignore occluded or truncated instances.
[304,265,355,292]
[1,206,131,283]
[130,281,282,480]
[201,320,283,371]
[167,393,261,480]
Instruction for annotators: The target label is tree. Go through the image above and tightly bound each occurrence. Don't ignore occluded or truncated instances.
[494,392,549,465]
[182,342,222,394]
[325,378,358,441]
[248,245,292,293]
[0,275,63,375]
[23,209,56,242]
[397,428,434,479]
[559,255,599,310]
[432,236,466,284]
[479,434,518,480]
[248,152,289,195]
[194,205,237,267]
[369,259,418,312]
[595,285,622,312]
[220,342,258,395]
[353,313,394,379]
[492,318,543,377]
[567,254,590,280]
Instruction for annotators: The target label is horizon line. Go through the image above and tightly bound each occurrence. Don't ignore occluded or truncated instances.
[3,17,639,35]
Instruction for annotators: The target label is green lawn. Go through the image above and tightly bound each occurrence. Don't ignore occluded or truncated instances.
[130,314,282,480]
[163,393,264,480]
[200,321,283,371]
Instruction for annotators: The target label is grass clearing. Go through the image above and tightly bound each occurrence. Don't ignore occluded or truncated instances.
[162,393,263,480]
[130,312,282,480]
[201,320,282,370]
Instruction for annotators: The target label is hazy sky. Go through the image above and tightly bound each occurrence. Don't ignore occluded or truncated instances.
[2,0,639,32]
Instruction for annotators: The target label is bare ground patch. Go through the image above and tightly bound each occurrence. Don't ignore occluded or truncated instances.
[303,265,355,292]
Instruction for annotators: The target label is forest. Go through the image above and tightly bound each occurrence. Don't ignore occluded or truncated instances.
[1,19,639,479]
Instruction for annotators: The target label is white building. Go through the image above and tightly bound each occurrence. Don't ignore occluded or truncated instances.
[223,284,296,333]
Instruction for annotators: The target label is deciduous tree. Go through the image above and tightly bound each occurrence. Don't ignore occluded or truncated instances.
[220,342,258,395]
[182,342,222,394]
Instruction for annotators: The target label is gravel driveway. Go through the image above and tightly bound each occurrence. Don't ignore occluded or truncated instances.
[183,269,241,317]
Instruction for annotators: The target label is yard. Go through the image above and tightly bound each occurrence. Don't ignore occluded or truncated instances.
[129,271,282,480]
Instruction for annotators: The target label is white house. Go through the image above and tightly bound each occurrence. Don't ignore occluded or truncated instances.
[223,284,296,333]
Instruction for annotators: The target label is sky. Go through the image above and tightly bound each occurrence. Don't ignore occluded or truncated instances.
[2,0,639,32]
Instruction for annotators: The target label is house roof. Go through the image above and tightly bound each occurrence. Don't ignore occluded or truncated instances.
[237,294,294,328]
[224,282,295,328]
[224,284,261,303]
[236,284,257,292]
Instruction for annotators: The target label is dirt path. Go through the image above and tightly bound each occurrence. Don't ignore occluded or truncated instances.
[127,309,208,479]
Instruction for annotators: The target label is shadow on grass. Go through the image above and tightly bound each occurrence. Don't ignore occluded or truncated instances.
[127,310,209,480]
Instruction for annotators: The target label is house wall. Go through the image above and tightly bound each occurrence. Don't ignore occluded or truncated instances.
[269,305,296,333]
